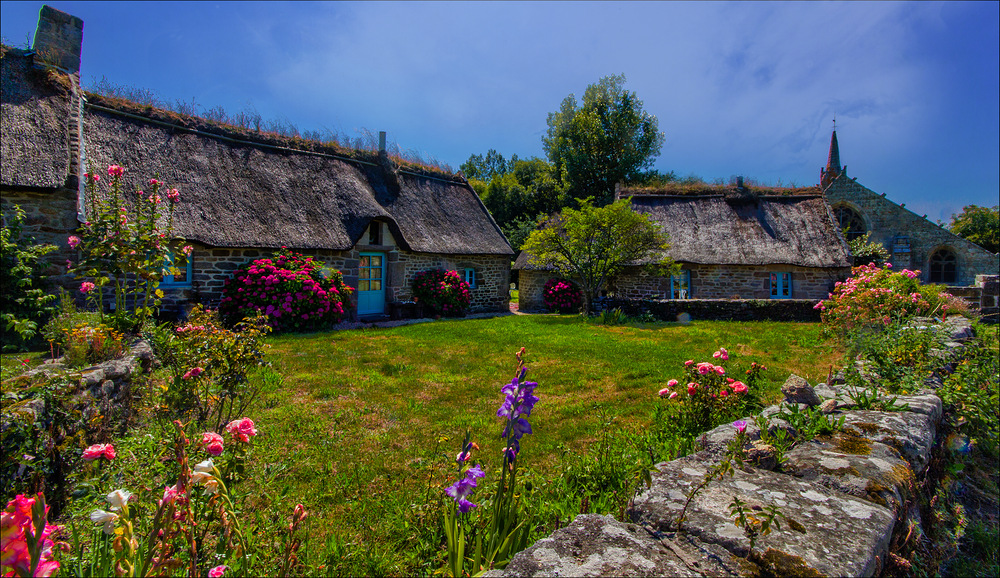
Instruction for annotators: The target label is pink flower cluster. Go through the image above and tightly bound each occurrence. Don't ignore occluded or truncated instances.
[202,432,225,456]
[82,443,116,461]
[815,262,947,332]
[225,418,257,443]
[107,165,125,177]
[658,347,759,434]
[80,281,96,294]
[182,367,204,380]
[1,494,62,577]
[411,269,472,316]
[220,249,352,331]
[67,235,81,249]
[543,278,583,313]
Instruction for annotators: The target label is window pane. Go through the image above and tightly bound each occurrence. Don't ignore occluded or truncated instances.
[371,256,382,267]
[359,280,370,292]
[360,256,369,267]
[782,273,791,297]
[371,280,381,291]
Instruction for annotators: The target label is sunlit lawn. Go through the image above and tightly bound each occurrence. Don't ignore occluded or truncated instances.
[237,314,843,573]
[2,314,845,575]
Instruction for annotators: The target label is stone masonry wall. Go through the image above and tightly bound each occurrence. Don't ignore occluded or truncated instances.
[159,242,509,319]
[826,178,999,286]
[1,187,79,290]
[612,264,848,301]
[518,264,847,315]
[489,317,974,577]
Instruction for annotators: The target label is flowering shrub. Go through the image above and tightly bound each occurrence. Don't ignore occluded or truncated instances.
[656,348,765,436]
[814,263,952,335]
[70,165,187,331]
[61,322,126,368]
[543,278,583,313]
[411,269,471,317]
[1,204,58,351]
[64,421,269,577]
[219,247,352,332]
[149,306,271,426]
[1,493,63,577]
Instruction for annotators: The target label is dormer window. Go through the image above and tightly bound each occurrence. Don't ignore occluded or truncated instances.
[369,222,382,245]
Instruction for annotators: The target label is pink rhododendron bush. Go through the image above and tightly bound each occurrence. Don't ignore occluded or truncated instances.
[543,278,583,313]
[219,248,352,332]
[411,269,472,317]
[813,263,955,334]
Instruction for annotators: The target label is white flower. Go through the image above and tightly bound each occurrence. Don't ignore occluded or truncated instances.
[193,459,214,473]
[90,509,119,534]
[202,478,220,495]
[106,489,132,511]
[190,471,213,485]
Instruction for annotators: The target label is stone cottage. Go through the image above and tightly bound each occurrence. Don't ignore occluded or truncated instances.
[821,130,998,286]
[1,6,513,319]
[515,184,853,311]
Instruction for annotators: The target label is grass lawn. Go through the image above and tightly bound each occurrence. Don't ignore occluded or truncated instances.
[2,314,845,575]
[238,314,843,573]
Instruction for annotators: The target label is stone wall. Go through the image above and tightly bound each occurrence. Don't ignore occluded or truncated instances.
[593,298,822,322]
[826,178,999,286]
[159,242,510,319]
[1,187,79,289]
[489,317,974,577]
[517,265,847,314]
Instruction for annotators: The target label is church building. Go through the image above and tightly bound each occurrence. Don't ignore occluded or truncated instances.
[821,131,998,286]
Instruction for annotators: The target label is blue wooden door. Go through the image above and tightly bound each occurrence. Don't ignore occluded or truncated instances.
[358,253,386,315]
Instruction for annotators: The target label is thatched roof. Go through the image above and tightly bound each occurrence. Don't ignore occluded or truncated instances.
[1,49,512,256]
[0,47,78,190]
[515,192,851,269]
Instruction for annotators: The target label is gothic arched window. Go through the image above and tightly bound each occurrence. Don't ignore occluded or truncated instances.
[834,206,866,241]
[929,248,957,284]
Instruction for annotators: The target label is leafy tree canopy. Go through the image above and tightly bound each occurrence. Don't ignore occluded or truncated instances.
[949,205,999,253]
[460,149,518,182]
[522,198,672,313]
[543,74,665,206]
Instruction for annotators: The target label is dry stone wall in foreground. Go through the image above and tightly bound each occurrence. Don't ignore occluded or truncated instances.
[488,317,973,577]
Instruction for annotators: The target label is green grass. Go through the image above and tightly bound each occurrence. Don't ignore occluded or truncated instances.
[4,315,844,575]
[239,315,842,572]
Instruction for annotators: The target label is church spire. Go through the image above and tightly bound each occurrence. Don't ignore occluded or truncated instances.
[821,123,844,189]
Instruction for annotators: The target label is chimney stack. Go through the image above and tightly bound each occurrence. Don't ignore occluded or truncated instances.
[378,131,387,155]
[32,5,84,73]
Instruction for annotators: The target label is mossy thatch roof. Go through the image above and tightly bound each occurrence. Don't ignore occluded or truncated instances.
[515,191,851,270]
[1,49,512,256]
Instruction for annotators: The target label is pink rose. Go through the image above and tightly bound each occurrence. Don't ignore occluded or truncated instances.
[658,387,671,397]
[80,281,96,294]
[107,165,124,177]
[667,379,679,387]
[182,367,204,380]
[82,443,115,461]
[226,418,257,443]
[202,432,224,456]
[687,383,698,395]
[208,565,228,578]
[68,235,81,249]
[732,381,748,394]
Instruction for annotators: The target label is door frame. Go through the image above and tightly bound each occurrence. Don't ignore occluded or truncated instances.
[357,252,386,315]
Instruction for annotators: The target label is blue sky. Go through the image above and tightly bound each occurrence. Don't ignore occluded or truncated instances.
[3,1,997,223]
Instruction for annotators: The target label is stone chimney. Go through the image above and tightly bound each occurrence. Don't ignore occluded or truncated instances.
[32,5,84,73]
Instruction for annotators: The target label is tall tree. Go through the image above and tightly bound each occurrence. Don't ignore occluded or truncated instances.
[522,198,672,313]
[543,74,665,205]
[949,205,999,253]
[460,149,518,182]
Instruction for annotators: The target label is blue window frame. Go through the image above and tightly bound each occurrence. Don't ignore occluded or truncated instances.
[160,250,193,288]
[464,268,476,288]
[670,270,691,299]
[770,272,792,299]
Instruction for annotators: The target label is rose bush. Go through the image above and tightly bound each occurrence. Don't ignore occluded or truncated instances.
[542,278,583,313]
[411,269,472,317]
[656,348,766,436]
[814,262,953,335]
[219,247,352,332]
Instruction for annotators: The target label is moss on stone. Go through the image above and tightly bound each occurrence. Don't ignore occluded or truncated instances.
[749,548,825,577]
[834,431,872,455]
